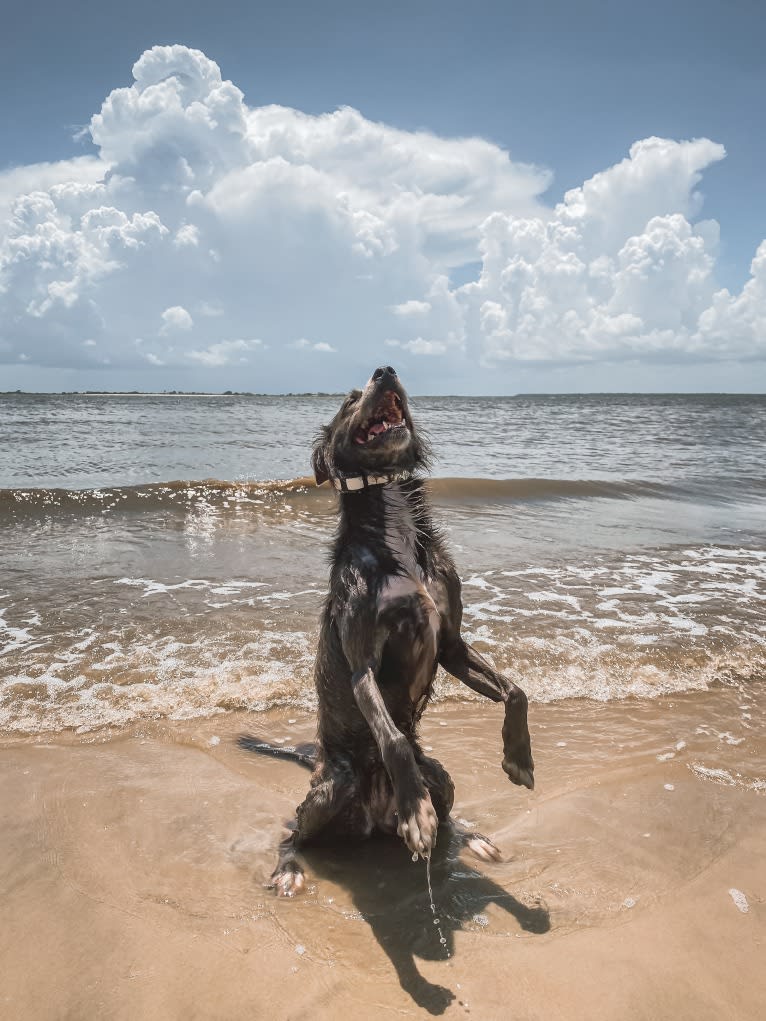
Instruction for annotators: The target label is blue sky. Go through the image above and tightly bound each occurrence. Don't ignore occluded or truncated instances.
[1,0,765,392]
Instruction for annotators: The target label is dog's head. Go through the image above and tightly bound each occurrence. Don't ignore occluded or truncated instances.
[312,366,429,485]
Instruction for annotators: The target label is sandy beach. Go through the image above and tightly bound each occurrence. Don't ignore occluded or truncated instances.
[2,689,764,1020]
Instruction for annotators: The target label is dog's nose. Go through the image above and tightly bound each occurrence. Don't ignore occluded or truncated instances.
[372,365,397,381]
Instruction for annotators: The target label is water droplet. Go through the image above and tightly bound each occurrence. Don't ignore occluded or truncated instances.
[424,856,450,957]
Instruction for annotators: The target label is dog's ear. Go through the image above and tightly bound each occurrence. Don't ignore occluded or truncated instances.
[311,441,331,486]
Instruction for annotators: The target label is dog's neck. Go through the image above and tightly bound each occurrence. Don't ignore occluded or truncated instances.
[380,482,419,573]
[337,478,423,575]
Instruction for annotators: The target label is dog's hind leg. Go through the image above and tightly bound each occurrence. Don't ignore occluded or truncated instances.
[451,818,503,863]
[269,775,351,896]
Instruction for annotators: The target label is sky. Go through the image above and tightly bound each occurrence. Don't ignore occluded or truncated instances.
[1,0,765,393]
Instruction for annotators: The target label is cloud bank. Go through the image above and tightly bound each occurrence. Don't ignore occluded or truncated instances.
[1,45,764,391]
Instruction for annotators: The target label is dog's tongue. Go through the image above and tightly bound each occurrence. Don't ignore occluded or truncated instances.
[368,421,387,436]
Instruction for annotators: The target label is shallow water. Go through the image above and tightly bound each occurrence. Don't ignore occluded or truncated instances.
[1,392,765,734]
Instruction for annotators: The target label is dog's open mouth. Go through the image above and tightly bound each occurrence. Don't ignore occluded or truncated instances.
[354,390,406,445]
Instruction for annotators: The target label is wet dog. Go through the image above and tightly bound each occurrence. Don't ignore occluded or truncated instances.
[247,365,534,895]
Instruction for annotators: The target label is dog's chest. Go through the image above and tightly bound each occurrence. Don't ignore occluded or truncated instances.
[379,573,441,702]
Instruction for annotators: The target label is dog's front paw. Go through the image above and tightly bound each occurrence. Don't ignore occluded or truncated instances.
[268,862,305,897]
[502,754,535,790]
[502,695,535,790]
[397,790,438,858]
[502,751,534,790]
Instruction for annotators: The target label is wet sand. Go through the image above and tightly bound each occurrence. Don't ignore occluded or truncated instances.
[2,690,765,1020]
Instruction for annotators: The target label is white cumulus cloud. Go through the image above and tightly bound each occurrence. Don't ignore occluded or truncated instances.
[446,137,758,367]
[185,338,263,366]
[0,44,764,392]
[386,337,448,356]
[160,305,194,333]
[391,300,432,317]
[291,338,337,353]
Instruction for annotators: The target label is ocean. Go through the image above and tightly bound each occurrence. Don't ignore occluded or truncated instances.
[1,391,765,735]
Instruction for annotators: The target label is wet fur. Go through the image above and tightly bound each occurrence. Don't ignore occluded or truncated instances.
[250,367,534,895]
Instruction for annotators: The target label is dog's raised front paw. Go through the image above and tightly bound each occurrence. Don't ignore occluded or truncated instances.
[501,700,535,790]
[502,753,535,790]
[397,791,438,857]
[268,864,305,897]
[501,685,534,790]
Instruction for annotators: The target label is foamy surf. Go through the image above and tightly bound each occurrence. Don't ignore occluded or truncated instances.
[1,543,764,734]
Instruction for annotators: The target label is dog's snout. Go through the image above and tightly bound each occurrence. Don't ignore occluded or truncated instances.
[372,365,397,382]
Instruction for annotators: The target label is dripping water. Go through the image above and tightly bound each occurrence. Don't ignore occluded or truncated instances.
[413,852,449,956]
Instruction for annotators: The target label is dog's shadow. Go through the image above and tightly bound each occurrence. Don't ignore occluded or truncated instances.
[301,827,551,1015]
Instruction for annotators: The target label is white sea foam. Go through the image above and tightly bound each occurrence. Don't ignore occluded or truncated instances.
[527,590,582,610]
[728,889,749,913]
[689,763,766,794]
[115,577,268,598]
[0,599,43,655]
[0,621,316,733]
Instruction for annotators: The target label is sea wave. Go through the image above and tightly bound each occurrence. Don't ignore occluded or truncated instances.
[2,474,765,521]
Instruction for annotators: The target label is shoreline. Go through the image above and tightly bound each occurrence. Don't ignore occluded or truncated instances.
[2,691,764,1019]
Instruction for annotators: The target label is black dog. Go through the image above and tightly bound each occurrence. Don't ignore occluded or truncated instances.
[252,365,533,895]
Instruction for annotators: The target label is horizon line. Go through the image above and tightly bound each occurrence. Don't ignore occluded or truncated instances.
[2,389,766,398]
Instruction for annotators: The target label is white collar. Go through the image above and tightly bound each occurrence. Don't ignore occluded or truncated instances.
[330,470,413,492]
